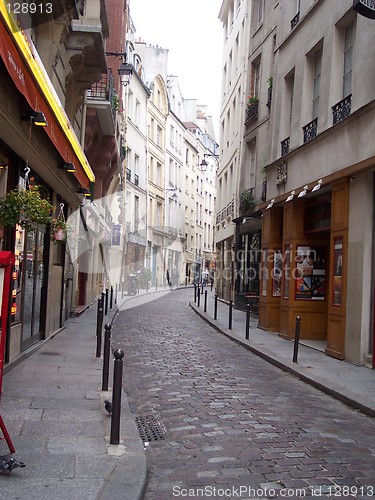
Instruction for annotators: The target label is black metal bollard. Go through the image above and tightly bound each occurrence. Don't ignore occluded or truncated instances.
[214,294,218,320]
[96,297,104,357]
[121,282,124,299]
[245,303,250,340]
[194,283,197,303]
[115,284,117,304]
[204,290,207,312]
[110,286,113,310]
[293,316,301,363]
[210,280,213,291]
[110,349,124,445]
[197,284,201,307]
[229,299,233,330]
[102,323,111,391]
[105,288,109,315]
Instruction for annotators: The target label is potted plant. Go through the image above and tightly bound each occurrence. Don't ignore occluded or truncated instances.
[0,186,52,231]
[246,95,259,108]
[50,203,71,242]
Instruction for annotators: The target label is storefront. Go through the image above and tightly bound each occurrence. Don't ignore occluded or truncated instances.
[0,7,94,363]
[259,180,350,361]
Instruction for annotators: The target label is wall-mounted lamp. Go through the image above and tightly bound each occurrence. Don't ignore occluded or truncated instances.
[0,162,8,169]
[105,51,133,86]
[118,62,133,86]
[266,198,275,209]
[298,185,308,198]
[21,111,48,127]
[312,179,323,192]
[77,187,91,198]
[200,153,219,171]
[285,190,295,203]
[59,162,76,173]
[166,187,178,200]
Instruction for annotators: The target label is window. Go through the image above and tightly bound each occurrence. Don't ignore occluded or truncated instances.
[253,0,264,27]
[312,51,322,119]
[251,59,261,98]
[249,140,256,188]
[343,22,354,97]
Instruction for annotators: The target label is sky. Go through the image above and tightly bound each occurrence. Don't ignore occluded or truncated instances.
[129,0,223,140]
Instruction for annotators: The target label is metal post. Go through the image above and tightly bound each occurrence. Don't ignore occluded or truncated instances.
[210,280,213,291]
[121,281,124,299]
[155,278,158,291]
[194,283,197,303]
[204,290,207,312]
[105,288,109,315]
[214,294,218,320]
[293,316,301,363]
[96,297,104,358]
[102,323,111,391]
[197,284,201,307]
[115,284,117,304]
[110,286,113,310]
[110,349,124,445]
[245,303,250,340]
[229,299,233,330]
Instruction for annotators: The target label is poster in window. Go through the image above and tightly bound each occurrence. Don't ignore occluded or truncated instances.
[333,238,343,306]
[283,246,291,299]
[295,246,326,300]
[272,250,282,297]
[262,249,268,296]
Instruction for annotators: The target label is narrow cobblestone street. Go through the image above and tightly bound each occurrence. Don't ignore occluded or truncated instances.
[112,289,375,499]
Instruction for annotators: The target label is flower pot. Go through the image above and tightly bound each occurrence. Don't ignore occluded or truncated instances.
[54,229,66,241]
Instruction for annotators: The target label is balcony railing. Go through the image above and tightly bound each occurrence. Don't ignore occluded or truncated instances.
[126,168,131,181]
[245,101,258,124]
[303,118,318,143]
[87,70,117,122]
[134,174,139,186]
[281,137,290,156]
[291,11,300,29]
[332,94,352,125]
[215,200,235,225]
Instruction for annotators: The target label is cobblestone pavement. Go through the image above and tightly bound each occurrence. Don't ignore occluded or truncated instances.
[112,289,375,500]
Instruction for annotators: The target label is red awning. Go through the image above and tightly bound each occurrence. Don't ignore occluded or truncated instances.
[0,19,93,189]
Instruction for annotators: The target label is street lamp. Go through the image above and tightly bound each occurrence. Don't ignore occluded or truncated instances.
[200,153,219,171]
[105,51,133,86]
[165,187,178,200]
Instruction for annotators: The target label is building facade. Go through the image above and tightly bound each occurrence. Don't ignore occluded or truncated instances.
[227,0,375,367]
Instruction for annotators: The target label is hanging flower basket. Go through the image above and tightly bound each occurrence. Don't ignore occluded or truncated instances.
[0,186,52,232]
[53,229,66,241]
[50,203,71,243]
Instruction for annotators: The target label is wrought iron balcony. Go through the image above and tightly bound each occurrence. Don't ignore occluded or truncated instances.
[134,174,139,186]
[303,118,318,143]
[332,94,352,125]
[245,101,258,124]
[281,137,290,156]
[291,11,300,29]
[266,86,273,108]
[126,168,131,181]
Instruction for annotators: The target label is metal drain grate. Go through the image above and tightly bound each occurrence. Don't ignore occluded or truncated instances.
[135,415,165,442]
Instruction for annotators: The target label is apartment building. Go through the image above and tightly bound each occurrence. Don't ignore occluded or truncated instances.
[0,0,112,363]
[234,0,375,367]
[216,0,252,301]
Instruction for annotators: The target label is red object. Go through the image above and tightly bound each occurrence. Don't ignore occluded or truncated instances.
[0,251,15,453]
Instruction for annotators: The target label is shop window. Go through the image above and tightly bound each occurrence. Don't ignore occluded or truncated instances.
[304,199,331,232]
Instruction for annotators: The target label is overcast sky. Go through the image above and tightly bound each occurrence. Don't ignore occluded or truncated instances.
[130,0,223,139]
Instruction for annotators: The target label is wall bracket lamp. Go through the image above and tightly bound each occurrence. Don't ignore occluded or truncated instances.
[312,179,323,192]
[298,185,308,198]
[21,111,48,127]
[105,51,133,85]
[200,153,219,171]
[285,190,295,203]
[77,187,91,198]
[166,187,178,200]
[59,162,76,173]
[266,198,275,209]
